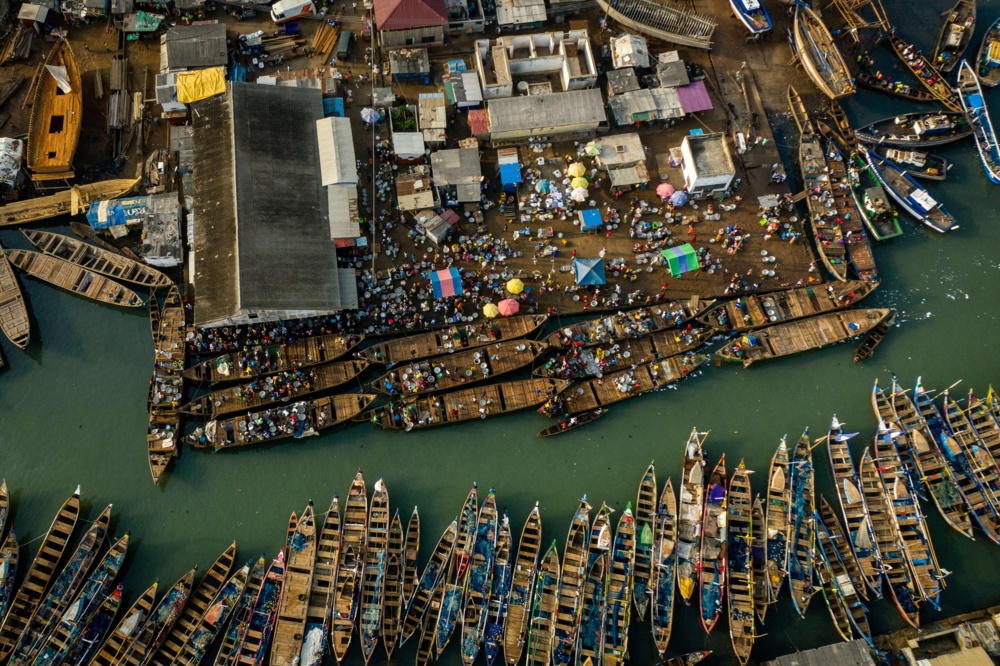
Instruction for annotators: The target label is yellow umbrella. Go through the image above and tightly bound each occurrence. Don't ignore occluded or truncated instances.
[567,162,587,177]
[570,177,589,189]
[506,278,524,294]
[483,303,500,318]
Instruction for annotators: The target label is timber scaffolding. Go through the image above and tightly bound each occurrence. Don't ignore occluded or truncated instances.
[594,0,716,50]
[830,0,890,38]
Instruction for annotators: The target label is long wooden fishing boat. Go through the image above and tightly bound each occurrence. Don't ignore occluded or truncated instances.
[373,340,544,396]
[0,246,29,348]
[544,299,712,349]
[763,437,790,616]
[854,70,938,103]
[483,512,511,666]
[435,485,478,658]
[859,447,922,627]
[188,394,377,450]
[847,154,903,241]
[717,309,893,367]
[149,541,237,666]
[181,359,370,419]
[333,472,368,662]
[543,355,707,416]
[887,34,963,111]
[818,498,872,643]
[184,334,364,383]
[957,60,1000,184]
[699,282,875,333]
[856,112,971,149]
[361,480,390,663]
[967,389,1000,471]
[813,509,858,642]
[174,560,250,665]
[23,230,172,288]
[0,179,139,228]
[301,495,340,666]
[727,462,754,664]
[234,553,285,666]
[822,143,879,283]
[524,541,560,666]
[977,17,1000,87]
[651,480,677,657]
[415,587,443,666]
[27,39,82,182]
[729,0,770,34]
[750,496,769,620]
[400,519,456,645]
[537,409,607,438]
[111,566,195,666]
[503,503,542,666]
[827,100,857,147]
[63,584,124,665]
[358,314,548,365]
[535,329,708,379]
[577,505,612,666]
[148,285,184,485]
[788,431,816,618]
[633,466,656,621]
[382,512,404,661]
[461,490,498,666]
[0,530,18,631]
[590,0,716,50]
[699,456,727,634]
[403,508,420,613]
[214,556,266,666]
[551,498,589,666]
[0,487,81,662]
[0,480,8,536]
[603,505,635,666]
[375,378,569,429]
[932,0,975,73]
[871,146,948,181]
[792,6,854,99]
[942,388,1000,543]
[90,581,158,666]
[863,147,958,233]
[677,429,706,605]
[817,496,867,603]
[7,249,143,307]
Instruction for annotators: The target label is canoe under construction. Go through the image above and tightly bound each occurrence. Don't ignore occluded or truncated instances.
[715,309,894,367]
[697,281,875,332]
[7,249,143,307]
[592,0,716,50]
[23,230,172,288]
[534,328,709,379]
[357,314,548,365]
[188,394,377,450]
[372,378,570,430]
[793,6,854,99]
[183,334,364,383]
[180,358,370,418]
[27,39,82,182]
[0,246,29,348]
[544,298,713,348]
[0,179,139,228]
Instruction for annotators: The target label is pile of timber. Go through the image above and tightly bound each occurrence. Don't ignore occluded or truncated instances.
[312,21,340,62]
[0,26,33,64]
[259,32,308,60]
[110,55,128,90]
[107,90,131,131]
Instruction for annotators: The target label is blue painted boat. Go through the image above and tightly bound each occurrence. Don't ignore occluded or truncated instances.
[63,583,123,665]
[815,508,872,644]
[460,490,498,666]
[575,503,612,666]
[957,59,1000,183]
[482,513,511,666]
[234,553,285,666]
[788,431,815,618]
[214,556,267,666]
[730,0,771,34]
[433,484,478,658]
[0,530,18,623]
[863,146,958,232]
[650,481,676,658]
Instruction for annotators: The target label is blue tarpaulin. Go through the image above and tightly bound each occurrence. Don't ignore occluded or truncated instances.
[499,163,522,191]
[86,196,147,230]
[574,258,606,286]
[579,208,603,231]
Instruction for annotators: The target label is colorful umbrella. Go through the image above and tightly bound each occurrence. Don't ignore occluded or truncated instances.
[506,278,524,294]
[669,190,688,206]
[567,162,587,177]
[570,187,589,202]
[534,179,550,194]
[497,298,520,316]
[656,183,675,198]
[584,140,601,157]
[483,302,500,318]
[360,107,381,123]
[430,268,463,298]
[570,177,589,189]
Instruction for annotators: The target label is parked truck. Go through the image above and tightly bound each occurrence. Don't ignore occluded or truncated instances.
[270,0,315,23]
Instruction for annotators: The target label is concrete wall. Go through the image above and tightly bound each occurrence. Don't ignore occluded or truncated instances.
[381,25,445,48]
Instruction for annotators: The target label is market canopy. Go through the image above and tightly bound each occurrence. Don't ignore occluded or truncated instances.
[497,298,519,316]
[570,177,589,189]
[483,302,499,318]
[574,258,606,286]
[567,162,587,177]
[506,278,524,294]
[579,208,602,231]
[430,268,463,298]
[661,243,700,277]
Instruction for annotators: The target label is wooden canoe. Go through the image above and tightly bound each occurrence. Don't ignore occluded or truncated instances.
[300,495,340,666]
[180,359,370,418]
[110,566,196,666]
[818,497,869,606]
[272,502,317,666]
[0,179,139,228]
[822,145,879,283]
[787,86,810,137]
[27,39,82,181]
[827,100,857,147]
[872,146,948,181]
[234,553,284,666]
[23,230,171,288]
[854,70,938,104]
[576,503,612,664]
[357,314,548,365]
[633,466,656,621]
[699,456,727,633]
[372,340,545,396]
[977,17,1000,87]
[750,496,769,624]
[793,6,854,99]
[544,298,713,349]
[788,432,816,618]
[797,121,848,282]
[544,355,708,416]
[0,529,17,624]
[813,510,856,642]
[0,246,29,348]
[727,462,755,665]
[0,480,8,538]
[536,409,607,437]
[887,34,963,111]
[817,503,872,642]
[213,557,266,666]
[503,504,542,666]
[651,480,677,657]
[551,499,590,666]
[524,541,560,666]
[932,0,975,73]
[360,480,390,662]
[372,378,570,430]
[854,316,893,362]
[148,285,184,485]
[183,334,364,383]
[483,512,511,666]
[382,511,404,661]
[763,438,791,613]
[173,560,250,666]
[460,490,498,666]
[534,328,709,379]
[602,506,635,666]
[677,429,707,605]
[90,581,158,666]
[403,507,420,613]
[332,471,368,662]
[400,520,456,645]
[847,153,904,242]
[7,249,142,307]
[187,393,377,450]
[855,112,972,148]
[433,485,478,658]
[697,281,875,333]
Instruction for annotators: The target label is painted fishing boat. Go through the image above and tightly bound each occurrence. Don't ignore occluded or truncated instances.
[434,484,478,658]
[817,496,867,602]
[332,473,368,662]
[603,505,635,666]
[854,70,938,103]
[677,429,707,605]
[818,498,872,643]
[871,146,948,181]
[148,285,185,485]
[7,249,143,307]
[865,144,960,232]
[149,543,237,666]
[650,481,676,657]
[750,496,769,622]
[543,356,708,416]
[847,153,903,241]
[360,480,390,663]
[63,584,123,665]
[821,139,878,282]
[888,34,963,111]
[184,334,364,383]
[301,495,340,666]
[415,587,444,666]
[213,557,266,666]
[23,230,172,288]
[942,388,1000,539]
[957,60,1000,183]
[537,409,608,438]
[698,281,875,332]
[932,0,976,73]
[699,456,727,634]
[976,17,1000,87]
[376,378,570,428]
[729,0,770,33]
[90,581,158,666]
[233,553,284,666]
[0,487,82,662]
[543,299,714,349]
[175,561,251,665]
[535,328,709,379]
[856,112,971,148]
[575,503,612,666]
[859,449,921,627]
[188,394,377,450]
[788,430,815,617]
[0,530,18,625]
[400,519,456,645]
[503,503,542,666]
[272,502,317,665]
[0,246,29,348]
[967,388,1000,470]
[461,490,498,666]
[716,309,894,367]
[403,507,421,613]
[827,100,857,147]
[358,314,548,365]
[382,512,404,661]
[813,510,858,642]
[551,498,590,666]
[871,384,928,497]
[0,480,7,537]
[633,466,656,621]
[727,461,754,665]
[483,513,511,666]
[373,340,545,396]
[0,177,136,227]
[793,6,854,99]
[764,437,791,612]
[27,39,82,182]
[113,566,195,666]
[525,541,560,666]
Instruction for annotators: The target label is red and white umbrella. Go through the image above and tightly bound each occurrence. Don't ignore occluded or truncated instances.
[497,299,520,316]
[656,183,675,198]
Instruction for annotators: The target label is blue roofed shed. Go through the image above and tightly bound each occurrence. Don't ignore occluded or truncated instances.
[579,208,602,231]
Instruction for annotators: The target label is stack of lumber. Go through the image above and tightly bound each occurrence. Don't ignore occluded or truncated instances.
[110,55,128,90]
[0,26,33,64]
[312,21,339,62]
[107,90,131,130]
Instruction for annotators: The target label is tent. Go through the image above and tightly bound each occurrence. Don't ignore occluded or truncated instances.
[574,258,607,286]
[578,209,603,232]
[661,244,700,277]
[430,268,463,298]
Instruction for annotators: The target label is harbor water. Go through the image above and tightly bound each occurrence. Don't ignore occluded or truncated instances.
[2,5,1000,665]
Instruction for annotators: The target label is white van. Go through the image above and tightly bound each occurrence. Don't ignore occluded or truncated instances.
[270,0,315,23]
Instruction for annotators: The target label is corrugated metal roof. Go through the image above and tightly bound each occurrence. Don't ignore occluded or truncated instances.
[431,147,480,185]
[763,640,874,666]
[487,89,606,133]
[338,268,360,310]
[327,184,359,239]
[608,88,683,124]
[611,34,650,69]
[316,116,357,186]
[418,93,447,129]
[496,0,546,25]
[608,161,649,187]
[161,23,227,71]
[393,131,425,159]
[374,0,447,31]
[676,80,713,113]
